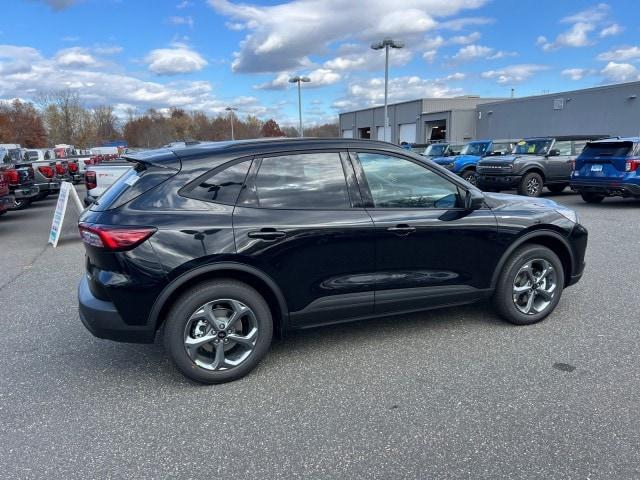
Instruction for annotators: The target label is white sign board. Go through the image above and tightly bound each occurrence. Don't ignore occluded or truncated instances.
[48,182,84,248]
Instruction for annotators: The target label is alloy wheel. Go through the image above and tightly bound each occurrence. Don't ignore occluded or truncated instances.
[526,178,540,196]
[183,299,258,371]
[512,259,557,315]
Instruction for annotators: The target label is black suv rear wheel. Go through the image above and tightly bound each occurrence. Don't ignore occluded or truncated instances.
[493,245,564,325]
[164,280,273,384]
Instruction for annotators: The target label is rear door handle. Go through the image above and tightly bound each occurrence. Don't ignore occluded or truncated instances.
[247,228,287,240]
[387,224,416,235]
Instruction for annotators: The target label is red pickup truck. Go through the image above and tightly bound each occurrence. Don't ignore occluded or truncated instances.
[0,170,15,215]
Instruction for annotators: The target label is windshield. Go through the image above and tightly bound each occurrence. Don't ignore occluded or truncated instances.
[514,139,553,155]
[424,144,448,156]
[492,142,514,155]
[460,142,490,156]
[28,151,40,160]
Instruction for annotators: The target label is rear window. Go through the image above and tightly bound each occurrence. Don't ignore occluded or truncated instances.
[580,142,635,158]
[91,162,177,211]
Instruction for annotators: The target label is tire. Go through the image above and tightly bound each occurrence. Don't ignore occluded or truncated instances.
[547,184,568,194]
[580,192,605,204]
[164,279,273,384]
[517,172,544,197]
[493,244,564,325]
[12,198,32,210]
[34,192,48,201]
[460,169,477,186]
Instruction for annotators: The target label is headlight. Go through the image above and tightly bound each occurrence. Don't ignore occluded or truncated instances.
[555,206,579,224]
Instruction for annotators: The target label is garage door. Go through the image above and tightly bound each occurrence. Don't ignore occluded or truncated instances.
[342,129,353,138]
[376,126,387,141]
[398,123,416,144]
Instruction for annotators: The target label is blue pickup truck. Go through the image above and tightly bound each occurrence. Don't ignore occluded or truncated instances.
[570,137,640,203]
[433,139,515,185]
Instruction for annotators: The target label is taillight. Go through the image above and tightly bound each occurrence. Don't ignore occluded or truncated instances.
[78,223,156,251]
[84,159,94,165]
[85,171,97,190]
[55,164,65,175]
[69,162,78,173]
[38,166,54,178]
[625,159,640,172]
[5,169,19,184]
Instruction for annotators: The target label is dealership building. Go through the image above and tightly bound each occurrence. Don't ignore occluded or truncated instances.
[338,81,640,144]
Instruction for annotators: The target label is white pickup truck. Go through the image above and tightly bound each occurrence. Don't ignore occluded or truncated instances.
[84,161,132,206]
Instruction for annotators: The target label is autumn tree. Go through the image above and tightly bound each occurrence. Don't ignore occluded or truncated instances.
[0,100,48,147]
[260,119,284,137]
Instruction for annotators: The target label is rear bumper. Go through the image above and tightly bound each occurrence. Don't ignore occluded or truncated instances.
[570,180,640,197]
[477,174,522,190]
[78,276,155,343]
[34,181,60,193]
[12,185,39,199]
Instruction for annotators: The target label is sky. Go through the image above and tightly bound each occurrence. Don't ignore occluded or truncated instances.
[1,0,640,126]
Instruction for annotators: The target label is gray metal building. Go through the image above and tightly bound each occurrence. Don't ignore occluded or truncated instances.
[338,81,640,144]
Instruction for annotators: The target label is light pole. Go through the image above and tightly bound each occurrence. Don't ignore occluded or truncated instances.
[371,38,404,142]
[289,75,311,137]
[225,106,237,140]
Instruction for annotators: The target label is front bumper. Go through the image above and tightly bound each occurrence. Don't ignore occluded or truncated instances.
[0,194,14,212]
[78,276,155,343]
[12,185,39,199]
[570,180,640,197]
[477,174,522,190]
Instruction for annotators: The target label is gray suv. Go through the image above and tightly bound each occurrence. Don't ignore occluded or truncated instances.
[476,136,603,197]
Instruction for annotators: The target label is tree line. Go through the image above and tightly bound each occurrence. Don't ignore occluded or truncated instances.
[0,89,339,149]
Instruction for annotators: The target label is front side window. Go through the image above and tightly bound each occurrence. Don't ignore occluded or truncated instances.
[356,152,461,209]
[242,152,350,209]
[461,142,490,156]
[492,142,514,155]
[424,144,447,157]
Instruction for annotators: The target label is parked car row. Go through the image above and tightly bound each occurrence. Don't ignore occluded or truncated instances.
[0,142,124,216]
[412,135,639,203]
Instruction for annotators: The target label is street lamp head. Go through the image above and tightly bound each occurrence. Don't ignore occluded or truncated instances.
[390,40,405,49]
[370,41,384,50]
[225,106,237,112]
[371,38,404,50]
[289,76,300,83]
[300,76,311,83]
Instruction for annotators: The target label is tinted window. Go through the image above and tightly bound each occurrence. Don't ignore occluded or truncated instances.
[460,142,490,156]
[492,142,514,155]
[554,141,572,156]
[424,144,447,156]
[184,160,251,204]
[243,152,350,209]
[514,139,552,155]
[581,142,634,158]
[357,152,461,209]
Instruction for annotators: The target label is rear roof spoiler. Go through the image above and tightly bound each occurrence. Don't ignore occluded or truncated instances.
[122,148,181,171]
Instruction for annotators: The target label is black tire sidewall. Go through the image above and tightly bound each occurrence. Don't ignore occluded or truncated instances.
[494,245,565,325]
[164,280,273,384]
[518,172,543,197]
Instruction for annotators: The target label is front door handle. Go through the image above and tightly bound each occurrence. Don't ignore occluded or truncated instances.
[247,228,287,240]
[387,224,416,235]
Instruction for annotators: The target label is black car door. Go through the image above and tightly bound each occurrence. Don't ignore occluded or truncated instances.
[349,149,499,315]
[232,150,376,327]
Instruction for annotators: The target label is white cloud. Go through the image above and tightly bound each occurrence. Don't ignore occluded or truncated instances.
[93,45,123,55]
[437,16,493,31]
[449,31,481,44]
[561,68,591,80]
[600,23,623,37]
[562,3,610,24]
[600,62,640,82]
[54,47,97,67]
[176,0,193,8]
[145,44,208,75]
[209,0,489,73]
[332,75,464,111]
[481,64,548,84]
[452,44,493,61]
[540,22,595,51]
[596,46,640,62]
[168,16,194,28]
[254,68,341,90]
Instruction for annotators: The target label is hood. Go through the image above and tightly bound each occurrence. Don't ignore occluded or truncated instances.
[453,154,481,163]
[433,156,453,165]
[483,191,559,210]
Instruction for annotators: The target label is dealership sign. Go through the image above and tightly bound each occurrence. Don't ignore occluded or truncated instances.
[48,182,84,248]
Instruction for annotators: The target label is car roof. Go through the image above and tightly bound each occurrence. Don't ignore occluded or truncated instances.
[589,136,640,143]
[125,137,404,165]
[522,135,607,141]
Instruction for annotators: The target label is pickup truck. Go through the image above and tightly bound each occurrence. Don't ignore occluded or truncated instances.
[0,170,15,216]
[26,150,61,200]
[1,148,39,209]
[84,161,132,206]
[476,136,603,197]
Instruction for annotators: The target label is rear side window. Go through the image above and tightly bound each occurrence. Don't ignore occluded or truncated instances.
[240,152,350,209]
[581,142,634,158]
[91,163,177,211]
[181,160,252,205]
[554,141,572,156]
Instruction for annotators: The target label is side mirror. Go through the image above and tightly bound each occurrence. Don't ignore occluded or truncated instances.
[548,149,560,157]
[464,190,484,210]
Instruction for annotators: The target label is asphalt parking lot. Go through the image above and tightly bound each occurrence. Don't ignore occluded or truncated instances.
[1,189,639,479]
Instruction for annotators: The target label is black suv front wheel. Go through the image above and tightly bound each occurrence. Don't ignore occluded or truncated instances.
[164,280,273,384]
[493,245,564,325]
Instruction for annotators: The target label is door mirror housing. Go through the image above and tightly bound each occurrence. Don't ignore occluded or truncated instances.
[547,149,560,157]
[464,190,484,210]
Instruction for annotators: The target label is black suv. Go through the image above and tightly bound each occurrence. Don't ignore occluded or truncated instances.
[476,136,602,197]
[78,138,587,384]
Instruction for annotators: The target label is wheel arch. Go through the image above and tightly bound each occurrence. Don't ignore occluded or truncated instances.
[150,262,289,338]
[491,229,574,289]
[522,166,546,181]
